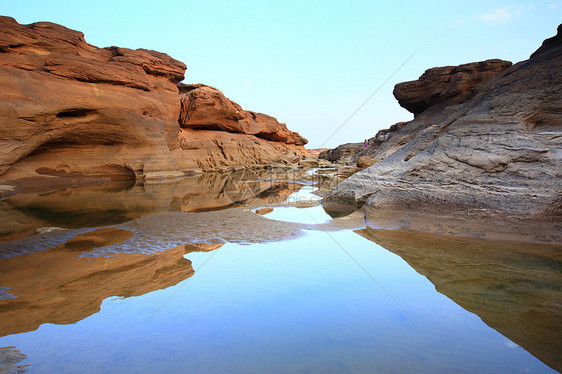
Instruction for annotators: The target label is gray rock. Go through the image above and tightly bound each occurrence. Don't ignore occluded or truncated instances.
[393,59,512,116]
[323,25,562,243]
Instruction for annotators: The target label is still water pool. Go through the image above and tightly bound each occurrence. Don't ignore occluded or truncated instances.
[0,172,560,373]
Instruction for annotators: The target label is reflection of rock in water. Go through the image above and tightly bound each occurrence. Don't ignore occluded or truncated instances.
[184,243,225,253]
[0,170,306,241]
[0,346,28,373]
[356,227,562,373]
[0,205,366,259]
[0,228,224,337]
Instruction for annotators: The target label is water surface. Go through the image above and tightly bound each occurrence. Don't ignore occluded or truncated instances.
[0,171,560,373]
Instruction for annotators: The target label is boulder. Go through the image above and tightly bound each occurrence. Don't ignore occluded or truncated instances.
[356,156,376,168]
[336,166,359,179]
[178,84,246,133]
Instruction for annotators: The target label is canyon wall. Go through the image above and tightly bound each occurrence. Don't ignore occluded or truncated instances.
[0,16,307,192]
[323,25,562,243]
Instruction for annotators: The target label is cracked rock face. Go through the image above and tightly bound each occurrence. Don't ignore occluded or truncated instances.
[323,25,562,243]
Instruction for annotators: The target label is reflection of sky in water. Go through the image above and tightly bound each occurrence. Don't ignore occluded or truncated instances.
[0,287,16,300]
[262,205,331,225]
[0,230,555,374]
[283,185,321,205]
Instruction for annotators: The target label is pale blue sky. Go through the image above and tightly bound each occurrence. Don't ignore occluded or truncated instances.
[2,1,560,148]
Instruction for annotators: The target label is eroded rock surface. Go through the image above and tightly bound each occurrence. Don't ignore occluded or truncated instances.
[393,59,512,116]
[0,17,307,191]
[319,142,363,163]
[323,25,562,243]
[178,84,306,145]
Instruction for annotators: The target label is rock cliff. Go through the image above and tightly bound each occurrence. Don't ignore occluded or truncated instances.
[323,25,562,243]
[0,17,307,191]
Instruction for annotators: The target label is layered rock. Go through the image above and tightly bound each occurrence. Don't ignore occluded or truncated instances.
[318,122,408,165]
[393,59,512,116]
[318,142,363,162]
[323,25,562,243]
[0,17,307,191]
[172,84,307,171]
[178,84,306,145]
[0,17,186,183]
[305,148,331,159]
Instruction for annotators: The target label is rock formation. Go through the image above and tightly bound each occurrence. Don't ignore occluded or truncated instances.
[0,16,307,192]
[318,142,363,163]
[393,59,512,116]
[323,25,562,243]
[173,84,307,172]
[178,84,306,145]
[305,148,331,159]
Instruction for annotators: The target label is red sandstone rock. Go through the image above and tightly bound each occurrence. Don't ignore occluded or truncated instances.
[0,16,307,189]
[178,84,307,145]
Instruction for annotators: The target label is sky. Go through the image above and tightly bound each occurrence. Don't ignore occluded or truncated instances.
[1,1,560,148]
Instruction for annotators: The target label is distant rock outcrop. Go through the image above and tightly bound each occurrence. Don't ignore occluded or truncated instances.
[323,24,562,243]
[319,142,363,162]
[178,84,306,145]
[0,17,307,191]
